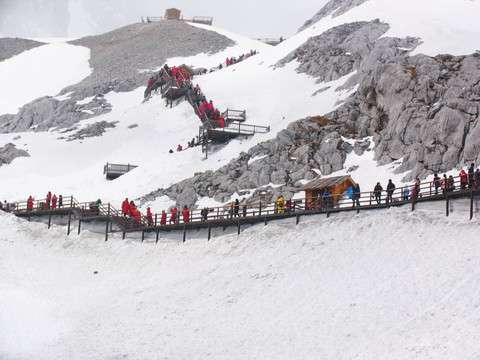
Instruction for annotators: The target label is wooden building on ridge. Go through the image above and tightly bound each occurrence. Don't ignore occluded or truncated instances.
[165,8,181,20]
[300,175,357,206]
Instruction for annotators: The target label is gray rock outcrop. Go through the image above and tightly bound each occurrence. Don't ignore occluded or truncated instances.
[298,0,369,32]
[0,38,45,62]
[139,116,356,208]
[0,143,29,166]
[1,21,234,133]
[280,19,480,180]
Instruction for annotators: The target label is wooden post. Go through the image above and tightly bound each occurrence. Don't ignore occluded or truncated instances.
[142,230,145,242]
[78,219,82,234]
[470,189,474,220]
[327,211,330,218]
[411,196,415,211]
[264,216,267,225]
[67,210,72,235]
[105,218,109,241]
[48,210,52,229]
[183,226,186,243]
[208,222,211,241]
[446,193,449,217]
[237,219,241,235]
[123,231,126,240]
[155,228,159,244]
[295,215,299,225]
[155,214,157,227]
[259,202,262,216]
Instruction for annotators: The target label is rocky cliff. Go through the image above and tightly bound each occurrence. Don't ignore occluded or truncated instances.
[0,21,234,133]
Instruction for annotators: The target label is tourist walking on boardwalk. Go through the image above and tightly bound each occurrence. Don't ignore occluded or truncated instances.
[46,191,52,209]
[386,179,395,204]
[433,173,441,195]
[122,198,129,217]
[182,206,190,222]
[234,199,240,217]
[353,183,361,207]
[160,210,167,225]
[52,194,57,209]
[27,196,34,211]
[373,182,383,204]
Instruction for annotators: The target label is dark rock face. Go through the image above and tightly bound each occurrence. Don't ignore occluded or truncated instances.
[139,116,360,208]
[0,38,45,61]
[0,143,29,166]
[280,19,480,181]
[298,0,369,32]
[1,21,234,133]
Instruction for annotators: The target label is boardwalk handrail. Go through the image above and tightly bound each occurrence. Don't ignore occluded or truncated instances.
[104,163,138,175]
[8,172,478,235]
[222,109,246,122]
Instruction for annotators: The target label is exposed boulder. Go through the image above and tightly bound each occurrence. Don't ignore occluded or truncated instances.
[0,38,46,62]
[0,143,29,166]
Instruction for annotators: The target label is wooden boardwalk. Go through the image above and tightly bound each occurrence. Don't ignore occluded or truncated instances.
[9,185,480,243]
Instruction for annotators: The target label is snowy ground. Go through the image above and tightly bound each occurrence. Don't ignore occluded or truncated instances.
[1,200,480,360]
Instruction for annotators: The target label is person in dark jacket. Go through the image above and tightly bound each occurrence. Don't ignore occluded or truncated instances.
[468,163,475,188]
[386,179,395,204]
[433,173,441,195]
[234,199,240,217]
[373,182,383,204]
[353,183,361,207]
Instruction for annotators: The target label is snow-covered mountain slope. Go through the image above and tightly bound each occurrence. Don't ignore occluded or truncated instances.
[1,1,480,359]
[1,202,480,360]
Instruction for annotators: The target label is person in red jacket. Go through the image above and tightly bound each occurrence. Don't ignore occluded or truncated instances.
[218,115,225,128]
[27,196,34,211]
[459,169,468,189]
[129,200,136,217]
[51,194,57,209]
[146,207,153,226]
[134,208,141,225]
[160,210,167,225]
[182,205,190,222]
[169,207,177,224]
[46,191,52,209]
[177,144,183,151]
[122,198,129,217]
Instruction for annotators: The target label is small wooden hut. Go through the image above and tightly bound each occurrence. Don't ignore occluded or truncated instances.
[300,175,357,206]
[165,8,181,20]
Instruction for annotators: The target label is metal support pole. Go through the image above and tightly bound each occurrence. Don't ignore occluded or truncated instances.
[470,190,474,220]
[67,210,72,235]
[259,202,262,216]
[105,218,109,242]
[183,226,186,243]
[237,220,241,235]
[123,231,126,240]
[295,215,299,225]
[142,230,145,242]
[156,228,159,244]
[78,219,82,234]
[326,211,330,218]
[264,217,267,225]
[208,222,211,241]
[48,211,52,229]
[446,194,449,217]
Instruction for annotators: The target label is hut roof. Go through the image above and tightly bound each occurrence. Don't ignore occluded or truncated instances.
[299,175,356,191]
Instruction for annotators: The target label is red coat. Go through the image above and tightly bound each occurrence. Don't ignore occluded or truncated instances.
[182,207,190,222]
[218,115,225,128]
[170,207,177,222]
[160,212,167,225]
[122,199,129,214]
[129,202,136,217]
[27,197,34,210]
[460,170,468,184]
[207,101,213,110]
[146,208,153,224]
[52,195,57,209]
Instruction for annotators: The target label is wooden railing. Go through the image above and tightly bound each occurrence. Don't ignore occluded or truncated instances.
[222,109,246,122]
[104,163,138,177]
[4,172,479,240]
